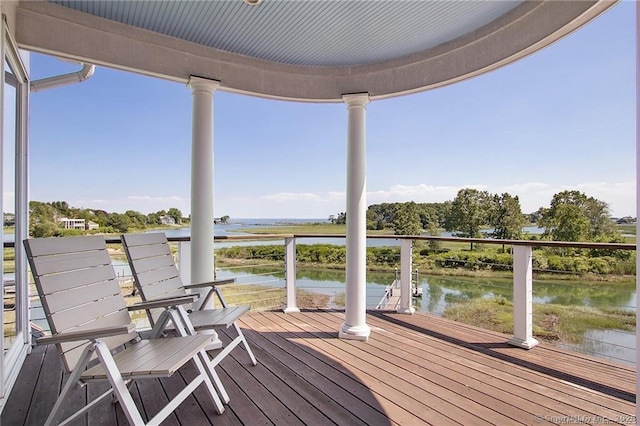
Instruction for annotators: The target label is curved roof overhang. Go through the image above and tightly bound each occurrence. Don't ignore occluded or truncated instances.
[14,0,617,103]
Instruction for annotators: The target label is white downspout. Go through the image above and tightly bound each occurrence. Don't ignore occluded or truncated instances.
[30,62,94,92]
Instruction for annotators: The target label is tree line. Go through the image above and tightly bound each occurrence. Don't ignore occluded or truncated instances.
[28,201,188,237]
[332,189,629,242]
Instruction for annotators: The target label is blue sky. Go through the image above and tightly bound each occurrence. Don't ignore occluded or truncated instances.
[15,2,637,219]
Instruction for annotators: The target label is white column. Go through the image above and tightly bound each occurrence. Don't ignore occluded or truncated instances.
[635,1,639,419]
[508,245,538,349]
[339,93,371,341]
[283,237,300,313]
[397,239,415,314]
[188,77,219,308]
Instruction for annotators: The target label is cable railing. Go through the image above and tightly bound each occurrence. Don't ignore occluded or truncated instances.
[3,233,637,365]
[407,245,636,365]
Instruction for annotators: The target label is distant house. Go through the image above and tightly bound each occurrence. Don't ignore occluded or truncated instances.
[3,213,15,226]
[57,218,86,230]
[87,221,99,230]
[159,215,176,226]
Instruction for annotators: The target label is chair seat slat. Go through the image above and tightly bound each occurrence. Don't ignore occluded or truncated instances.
[188,306,250,329]
[82,335,212,379]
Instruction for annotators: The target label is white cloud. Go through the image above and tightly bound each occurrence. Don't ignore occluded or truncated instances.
[260,192,322,201]
[363,180,636,217]
[60,181,635,219]
[73,195,189,215]
[127,195,185,202]
[217,180,636,218]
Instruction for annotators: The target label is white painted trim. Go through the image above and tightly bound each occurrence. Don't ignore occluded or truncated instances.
[13,1,614,102]
[635,0,639,420]
[0,13,31,412]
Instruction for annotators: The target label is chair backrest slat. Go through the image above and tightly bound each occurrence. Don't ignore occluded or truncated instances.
[136,265,180,288]
[24,236,137,373]
[130,255,176,275]
[29,251,110,276]
[43,274,120,313]
[49,293,126,332]
[121,233,190,325]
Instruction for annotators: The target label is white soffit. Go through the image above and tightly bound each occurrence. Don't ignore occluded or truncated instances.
[49,0,522,67]
[17,1,616,101]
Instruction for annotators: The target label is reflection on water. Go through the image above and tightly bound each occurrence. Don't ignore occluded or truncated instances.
[558,329,636,366]
[213,265,390,309]
[416,275,636,365]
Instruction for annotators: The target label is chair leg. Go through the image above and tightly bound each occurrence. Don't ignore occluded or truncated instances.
[170,306,230,405]
[94,342,146,426]
[44,344,98,426]
[197,350,230,406]
[233,322,258,366]
[195,350,227,414]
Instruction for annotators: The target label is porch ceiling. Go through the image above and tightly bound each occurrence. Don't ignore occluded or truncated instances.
[14,0,616,102]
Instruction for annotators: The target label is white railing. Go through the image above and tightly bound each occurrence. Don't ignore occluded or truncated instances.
[170,234,635,351]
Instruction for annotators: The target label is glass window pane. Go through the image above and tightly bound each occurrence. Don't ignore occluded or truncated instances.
[3,57,18,351]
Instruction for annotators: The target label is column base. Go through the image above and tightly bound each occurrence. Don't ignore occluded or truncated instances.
[396,306,415,315]
[339,322,370,341]
[202,329,223,351]
[507,336,539,350]
[283,306,300,314]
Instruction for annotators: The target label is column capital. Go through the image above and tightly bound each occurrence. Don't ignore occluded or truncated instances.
[188,76,221,93]
[342,92,370,109]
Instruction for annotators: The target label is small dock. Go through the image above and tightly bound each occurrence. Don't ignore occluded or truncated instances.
[377,280,402,310]
[377,279,421,310]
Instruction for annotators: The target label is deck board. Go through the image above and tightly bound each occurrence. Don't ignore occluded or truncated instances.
[2,310,636,426]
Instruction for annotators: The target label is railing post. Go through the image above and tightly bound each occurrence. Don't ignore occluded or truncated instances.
[177,241,191,287]
[283,237,300,313]
[397,239,415,314]
[508,245,538,349]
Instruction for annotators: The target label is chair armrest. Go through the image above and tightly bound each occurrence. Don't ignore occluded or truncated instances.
[36,324,136,345]
[128,294,198,311]
[184,278,236,290]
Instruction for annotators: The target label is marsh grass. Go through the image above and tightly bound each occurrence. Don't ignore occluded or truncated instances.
[442,297,636,343]
[3,248,15,274]
[218,283,330,311]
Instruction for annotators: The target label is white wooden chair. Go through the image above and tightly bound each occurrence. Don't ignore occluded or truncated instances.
[24,235,229,426]
[121,232,257,367]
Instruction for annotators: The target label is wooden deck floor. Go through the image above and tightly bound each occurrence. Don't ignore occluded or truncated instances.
[2,310,636,425]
